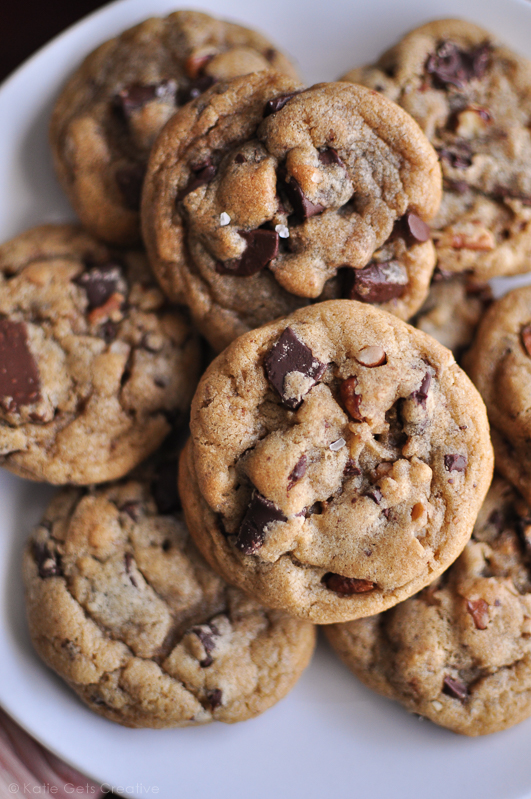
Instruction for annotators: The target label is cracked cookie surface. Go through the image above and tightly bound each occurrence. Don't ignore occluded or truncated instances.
[0,224,200,484]
[342,19,531,281]
[50,10,299,246]
[22,461,315,728]
[142,72,441,350]
[181,300,493,623]
[325,476,531,736]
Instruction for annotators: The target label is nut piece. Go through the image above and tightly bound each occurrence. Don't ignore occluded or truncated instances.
[339,377,363,421]
[355,346,386,367]
[521,325,531,357]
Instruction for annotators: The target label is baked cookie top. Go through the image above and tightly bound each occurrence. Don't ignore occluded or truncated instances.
[182,300,493,623]
[325,476,531,736]
[0,224,200,484]
[50,10,299,245]
[142,72,441,350]
[342,19,531,281]
[23,461,315,728]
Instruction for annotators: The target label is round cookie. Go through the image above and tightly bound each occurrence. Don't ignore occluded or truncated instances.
[342,19,531,281]
[466,285,531,505]
[325,476,531,736]
[413,271,491,360]
[23,461,316,728]
[181,300,493,624]
[142,72,441,350]
[0,224,200,484]
[50,10,299,246]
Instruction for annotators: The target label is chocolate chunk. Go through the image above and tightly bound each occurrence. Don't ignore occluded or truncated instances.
[345,262,407,304]
[216,229,279,277]
[76,264,125,310]
[120,501,141,521]
[344,459,361,477]
[176,163,217,203]
[466,598,489,630]
[282,175,324,221]
[318,148,344,167]
[191,621,220,668]
[234,153,246,164]
[114,80,176,117]
[405,213,431,243]
[0,319,41,412]
[442,675,468,702]
[365,488,383,505]
[444,454,467,472]
[339,377,364,421]
[288,455,307,491]
[207,688,222,710]
[151,459,180,514]
[492,186,531,206]
[176,75,215,106]
[32,541,62,579]
[322,573,375,595]
[115,163,145,210]
[264,327,326,410]
[439,143,473,169]
[263,92,299,116]
[411,373,432,408]
[235,492,287,554]
[426,40,491,89]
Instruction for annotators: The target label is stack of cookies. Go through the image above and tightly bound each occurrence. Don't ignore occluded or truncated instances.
[5,10,531,738]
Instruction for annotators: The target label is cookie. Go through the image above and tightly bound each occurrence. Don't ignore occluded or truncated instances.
[50,10,299,246]
[23,460,315,728]
[342,19,531,281]
[180,300,493,624]
[325,476,531,736]
[466,285,531,505]
[142,72,441,350]
[0,224,200,484]
[413,271,491,360]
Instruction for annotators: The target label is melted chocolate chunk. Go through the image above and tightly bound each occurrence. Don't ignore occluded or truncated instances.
[264,327,326,410]
[439,142,473,170]
[426,40,491,89]
[344,459,361,477]
[235,492,287,554]
[76,264,125,310]
[345,262,407,304]
[32,541,62,579]
[322,573,375,595]
[114,80,176,117]
[263,92,299,116]
[411,373,432,408]
[444,454,467,472]
[100,321,118,343]
[191,621,220,668]
[288,455,307,491]
[282,175,325,221]
[0,319,41,412]
[318,148,344,167]
[492,186,531,206]
[365,487,383,505]
[120,501,141,521]
[177,75,215,106]
[151,459,180,514]
[216,229,279,277]
[207,688,223,710]
[234,153,246,164]
[466,598,489,629]
[115,163,145,210]
[442,675,468,702]
[176,163,217,203]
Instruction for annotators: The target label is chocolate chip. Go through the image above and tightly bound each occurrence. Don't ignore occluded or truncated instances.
[75,264,125,311]
[288,455,307,491]
[176,75,215,106]
[100,321,118,343]
[339,376,364,421]
[411,373,432,408]
[207,688,222,710]
[345,262,407,304]
[216,229,279,277]
[124,552,138,588]
[405,213,431,243]
[114,80,176,117]
[151,459,180,514]
[175,163,217,203]
[318,148,344,167]
[235,492,287,554]
[0,320,41,412]
[235,153,246,164]
[264,327,326,410]
[263,92,299,116]
[444,454,467,472]
[120,501,141,521]
[344,459,361,477]
[322,573,375,595]
[466,598,489,629]
[191,621,220,668]
[439,143,473,169]
[521,325,531,357]
[282,175,325,221]
[365,487,383,505]
[426,40,491,89]
[442,675,468,702]
[32,541,62,579]
[115,163,145,210]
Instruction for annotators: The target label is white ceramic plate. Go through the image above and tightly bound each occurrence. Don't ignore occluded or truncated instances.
[2,0,531,796]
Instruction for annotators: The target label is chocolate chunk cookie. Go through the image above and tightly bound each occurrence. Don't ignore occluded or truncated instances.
[50,11,299,246]
[180,300,493,623]
[23,462,315,727]
[342,19,531,281]
[0,224,200,484]
[325,476,531,736]
[466,285,531,505]
[142,72,441,350]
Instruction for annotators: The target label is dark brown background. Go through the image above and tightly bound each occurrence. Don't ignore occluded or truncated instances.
[0,1,109,82]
